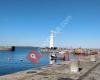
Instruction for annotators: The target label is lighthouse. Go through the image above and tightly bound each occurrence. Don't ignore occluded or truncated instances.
[50,31,54,49]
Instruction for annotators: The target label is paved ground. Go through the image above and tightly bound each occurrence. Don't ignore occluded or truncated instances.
[82,64,100,80]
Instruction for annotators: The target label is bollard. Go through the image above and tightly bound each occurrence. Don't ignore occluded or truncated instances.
[90,55,96,62]
[70,61,79,73]
[70,53,79,73]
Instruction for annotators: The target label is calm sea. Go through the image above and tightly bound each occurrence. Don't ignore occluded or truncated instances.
[0,47,77,76]
[0,47,50,76]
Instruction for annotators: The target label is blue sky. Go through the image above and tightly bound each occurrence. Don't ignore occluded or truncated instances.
[0,0,100,48]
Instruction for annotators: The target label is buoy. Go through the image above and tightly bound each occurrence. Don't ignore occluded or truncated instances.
[20,59,23,62]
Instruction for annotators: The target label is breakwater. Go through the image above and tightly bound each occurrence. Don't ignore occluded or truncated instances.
[0,46,15,51]
[0,46,11,51]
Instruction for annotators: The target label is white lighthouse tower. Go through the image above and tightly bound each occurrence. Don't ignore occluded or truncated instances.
[50,31,54,49]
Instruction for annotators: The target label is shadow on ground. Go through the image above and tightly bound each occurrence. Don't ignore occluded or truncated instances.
[58,78,73,80]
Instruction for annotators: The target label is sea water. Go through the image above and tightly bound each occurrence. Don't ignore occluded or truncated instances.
[0,47,77,76]
[0,47,49,76]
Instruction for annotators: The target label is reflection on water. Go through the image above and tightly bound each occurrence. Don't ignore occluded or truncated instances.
[0,47,49,76]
